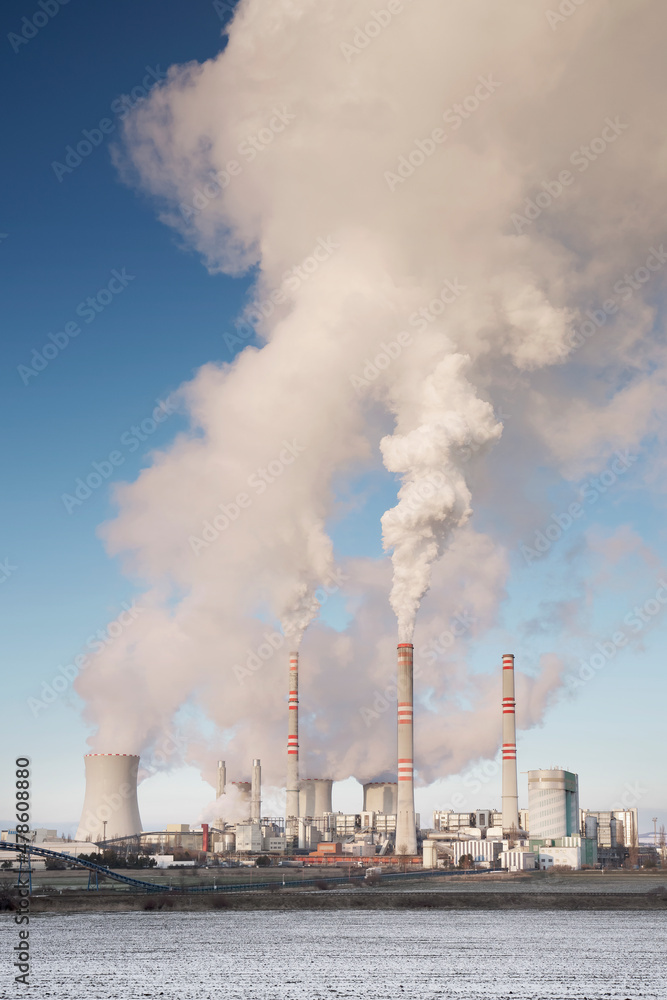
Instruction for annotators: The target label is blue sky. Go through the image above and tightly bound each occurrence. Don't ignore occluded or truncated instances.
[1,0,664,839]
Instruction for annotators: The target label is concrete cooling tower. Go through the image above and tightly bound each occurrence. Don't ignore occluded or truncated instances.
[75,753,143,842]
[230,780,251,801]
[363,781,398,814]
[299,778,333,817]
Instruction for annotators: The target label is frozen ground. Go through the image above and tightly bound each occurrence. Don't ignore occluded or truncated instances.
[384,872,667,893]
[0,909,665,999]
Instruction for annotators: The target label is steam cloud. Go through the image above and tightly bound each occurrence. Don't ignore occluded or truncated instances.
[74,0,667,797]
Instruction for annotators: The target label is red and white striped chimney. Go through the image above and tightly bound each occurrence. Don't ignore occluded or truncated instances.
[501,652,520,833]
[396,643,417,855]
[285,651,300,825]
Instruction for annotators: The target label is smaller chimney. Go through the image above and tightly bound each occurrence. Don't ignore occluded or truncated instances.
[251,758,261,823]
[215,760,226,829]
[217,760,226,800]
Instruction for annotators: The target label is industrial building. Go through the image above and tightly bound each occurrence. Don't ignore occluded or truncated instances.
[578,808,639,866]
[536,836,597,870]
[62,650,643,873]
[432,809,504,837]
[500,849,536,871]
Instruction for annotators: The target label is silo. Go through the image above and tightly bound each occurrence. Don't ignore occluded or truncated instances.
[75,753,143,842]
[423,840,438,869]
[584,814,598,841]
[363,782,398,814]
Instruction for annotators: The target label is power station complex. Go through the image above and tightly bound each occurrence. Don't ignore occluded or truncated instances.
[9,649,641,870]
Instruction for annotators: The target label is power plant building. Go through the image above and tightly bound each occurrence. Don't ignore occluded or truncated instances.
[433,810,503,835]
[537,836,597,870]
[450,839,504,867]
[500,849,536,871]
[66,651,627,872]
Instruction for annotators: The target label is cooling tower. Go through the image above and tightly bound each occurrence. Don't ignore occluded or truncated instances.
[396,643,417,854]
[285,651,300,822]
[251,758,261,823]
[230,780,251,800]
[299,778,333,816]
[363,781,398,814]
[75,753,143,842]
[501,653,520,833]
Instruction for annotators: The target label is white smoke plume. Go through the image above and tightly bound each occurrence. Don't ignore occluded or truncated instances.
[73,0,667,795]
[380,353,502,641]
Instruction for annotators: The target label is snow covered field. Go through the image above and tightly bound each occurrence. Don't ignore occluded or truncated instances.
[1,909,664,999]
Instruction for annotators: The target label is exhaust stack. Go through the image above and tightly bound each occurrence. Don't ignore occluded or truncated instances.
[501,653,520,833]
[251,758,261,823]
[216,760,226,800]
[215,759,226,829]
[285,651,300,827]
[396,643,417,855]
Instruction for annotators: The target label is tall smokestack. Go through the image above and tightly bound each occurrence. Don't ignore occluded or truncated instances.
[216,760,226,800]
[285,651,299,826]
[75,754,143,842]
[215,759,226,829]
[251,758,261,823]
[501,653,520,833]
[396,643,417,854]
